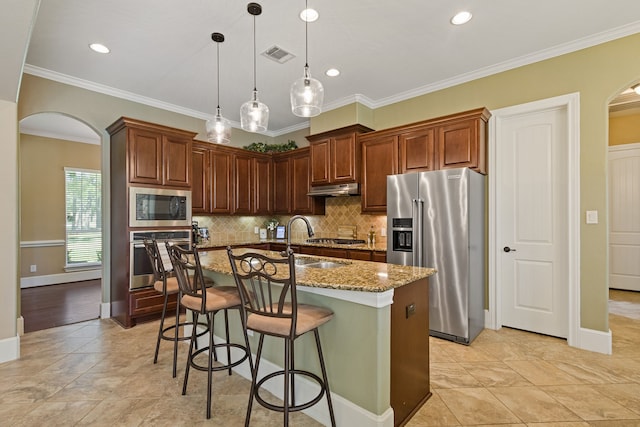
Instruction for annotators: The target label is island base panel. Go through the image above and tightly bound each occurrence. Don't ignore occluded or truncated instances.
[391,277,430,426]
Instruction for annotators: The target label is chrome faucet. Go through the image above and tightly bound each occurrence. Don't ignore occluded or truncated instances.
[286,215,314,251]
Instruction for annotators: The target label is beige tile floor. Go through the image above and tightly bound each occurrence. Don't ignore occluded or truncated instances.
[1,290,638,426]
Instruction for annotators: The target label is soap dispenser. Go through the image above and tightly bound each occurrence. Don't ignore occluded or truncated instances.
[368,226,376,245]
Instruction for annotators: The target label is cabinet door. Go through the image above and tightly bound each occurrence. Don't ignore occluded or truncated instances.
[128,128,163,185]
[437,118,479,171]
[273,156,291,214]
[318,247,348,258]
[348,250,372,261]
[332,133,359,183]
[211,150,232,214]
[163,135,191,187]
[291,152,325,215]
[310,139,330,185]
[399,127,435,173]
[372,251,387,263]
[253,156,272,215]
[233,154,253,215]
[191,144,209,213]
[361,135,398,213]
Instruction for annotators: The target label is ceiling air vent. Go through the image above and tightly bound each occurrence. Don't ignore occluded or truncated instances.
[261,45,295,64]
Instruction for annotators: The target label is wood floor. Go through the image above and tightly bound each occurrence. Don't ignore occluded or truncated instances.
[21,280,102,333]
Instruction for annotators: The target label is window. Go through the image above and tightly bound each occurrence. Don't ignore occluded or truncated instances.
[65,168,101,268]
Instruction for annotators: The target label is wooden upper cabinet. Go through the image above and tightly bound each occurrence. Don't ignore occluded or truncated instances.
[360,134,398,213]
[107,117,195,188]
[272,154,291,214]
[128,127,163,185]
[399,127,435,173]
[253,155,272,215]
[233,153,253,215]
[162,134,191,187]
[191,143,209,213]
[307,124,373,186]
[309,139,330,185]
[192,141,233,214]
[290,148,325,215]
[210,149,232,214]
[437,113,488,173]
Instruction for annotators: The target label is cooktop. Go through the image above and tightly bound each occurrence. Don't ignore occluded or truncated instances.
[306,238,366,245]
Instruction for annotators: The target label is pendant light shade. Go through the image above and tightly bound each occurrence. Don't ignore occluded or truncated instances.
[206,32,231,144]
[290,0,324,117]
[240,3,269,133]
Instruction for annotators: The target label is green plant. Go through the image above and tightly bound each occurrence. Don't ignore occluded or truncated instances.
[243,139,297,153]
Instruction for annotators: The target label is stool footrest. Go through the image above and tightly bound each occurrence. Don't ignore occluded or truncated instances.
[189,342,249,373]
[255,369,326,413]
[159,320,208,342]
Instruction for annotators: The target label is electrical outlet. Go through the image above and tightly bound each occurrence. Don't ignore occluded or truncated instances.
[586,210,598,224]
[30,264,37,273]
[247,329,254,337]
[380,228,387,237]
[254,226,259,234]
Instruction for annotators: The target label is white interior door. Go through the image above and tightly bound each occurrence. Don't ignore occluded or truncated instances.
[497,106,569,338]
[609,143,640,292]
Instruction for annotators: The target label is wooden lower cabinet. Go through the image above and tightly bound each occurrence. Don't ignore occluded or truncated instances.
[372,251,387,263]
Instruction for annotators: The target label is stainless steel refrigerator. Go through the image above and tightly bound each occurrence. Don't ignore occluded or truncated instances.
[387,167,485,344]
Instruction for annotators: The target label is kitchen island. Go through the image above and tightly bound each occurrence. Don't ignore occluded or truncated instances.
[196,248,435,427]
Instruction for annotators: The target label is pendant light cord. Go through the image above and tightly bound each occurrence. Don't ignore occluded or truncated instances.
[253,14,257,92]
[305,0,309,68]
[216,41,221,109]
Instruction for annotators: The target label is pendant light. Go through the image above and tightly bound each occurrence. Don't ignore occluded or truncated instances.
[290,0,324,117]
[240,2,269,133]
[206,32,231,144]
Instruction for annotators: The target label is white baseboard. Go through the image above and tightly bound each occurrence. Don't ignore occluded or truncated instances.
[17,316,24,336]
[100,303,110,319]
[0,334,20,364]
[185,326,394,427]
[484,310,612,355]
[20,270,101,289]
[577,327,612,355]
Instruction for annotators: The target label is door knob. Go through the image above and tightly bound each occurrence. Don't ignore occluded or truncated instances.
[503,246,516,253]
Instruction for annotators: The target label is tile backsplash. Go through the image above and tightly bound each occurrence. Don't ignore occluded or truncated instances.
[194,196,387,245]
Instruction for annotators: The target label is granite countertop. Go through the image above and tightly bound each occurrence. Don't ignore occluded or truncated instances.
[197,238,388,252]
[198,248,435,293]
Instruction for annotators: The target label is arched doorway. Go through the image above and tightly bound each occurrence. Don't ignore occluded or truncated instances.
[18,112,105,332]
[607,86,640,319]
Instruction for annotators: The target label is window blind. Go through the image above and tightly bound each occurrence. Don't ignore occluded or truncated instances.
[65,168,102,267]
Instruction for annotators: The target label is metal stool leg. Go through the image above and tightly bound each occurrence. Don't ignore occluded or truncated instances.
[315,329,336,427]
[154,291,169,365]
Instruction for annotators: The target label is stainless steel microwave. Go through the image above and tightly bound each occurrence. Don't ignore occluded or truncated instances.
[129,187,192,228]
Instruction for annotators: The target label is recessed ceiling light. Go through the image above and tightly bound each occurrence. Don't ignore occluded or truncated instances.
[89,43,110,54]
[451,11,472,25]
[300,8,318,22]
[325,68,340,77]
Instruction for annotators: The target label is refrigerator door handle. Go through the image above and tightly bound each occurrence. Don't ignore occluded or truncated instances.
[413,198,424,267]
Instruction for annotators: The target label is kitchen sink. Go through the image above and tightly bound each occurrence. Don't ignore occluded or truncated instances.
[294,257,321,266]
[304,261,348,269]
[294,257,349,269]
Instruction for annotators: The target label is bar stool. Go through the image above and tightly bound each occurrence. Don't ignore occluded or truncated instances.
[166,243,252,419]
[227,247,336,427]
[143,239,195,378]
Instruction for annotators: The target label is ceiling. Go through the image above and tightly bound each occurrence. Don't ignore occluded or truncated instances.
[21,0,640,136]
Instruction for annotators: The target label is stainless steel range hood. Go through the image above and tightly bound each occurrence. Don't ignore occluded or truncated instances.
[307,183,359,197]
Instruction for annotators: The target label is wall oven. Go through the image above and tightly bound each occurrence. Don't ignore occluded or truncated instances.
[129,229,191,290]
[129,186,192,228]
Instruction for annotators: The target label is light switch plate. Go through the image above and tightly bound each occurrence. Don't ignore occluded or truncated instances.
[586,210,598,224]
